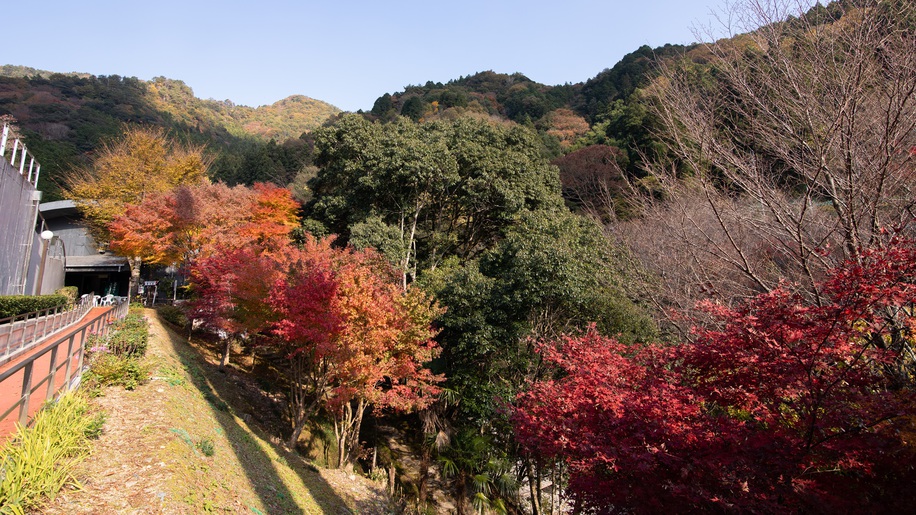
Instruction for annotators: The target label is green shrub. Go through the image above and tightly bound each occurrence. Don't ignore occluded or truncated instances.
[157,304,188,328]
[84,354,150,391]
[83,311,151,390]
[196,438,215,457]
[0,392,102,513]
[54,287,79,307]
[106,314,149,357]
[0,294,69,318]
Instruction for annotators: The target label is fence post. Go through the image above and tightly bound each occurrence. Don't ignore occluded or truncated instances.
[75,331,86,385]
[41,308,49,339]
[19,362,33,428]
[63,334,76,392]
[1,320,11,360]
[0,124,8,156]
[46,346,59,401]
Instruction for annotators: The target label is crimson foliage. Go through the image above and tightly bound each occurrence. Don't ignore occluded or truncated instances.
[514,237,916,513]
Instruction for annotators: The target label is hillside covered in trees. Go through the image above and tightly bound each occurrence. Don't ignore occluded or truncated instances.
[3,1,915,513]
[0,67,339,200]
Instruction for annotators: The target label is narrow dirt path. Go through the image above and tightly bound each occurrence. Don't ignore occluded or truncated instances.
[43,309,390,514]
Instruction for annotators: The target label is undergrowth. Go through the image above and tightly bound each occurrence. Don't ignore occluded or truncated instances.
[0,392,105,514]
[83,308,151,391]
[156,304,188,329]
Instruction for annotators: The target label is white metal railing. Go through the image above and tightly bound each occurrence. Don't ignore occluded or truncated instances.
[0,293,95,364]
[0,123,41,188]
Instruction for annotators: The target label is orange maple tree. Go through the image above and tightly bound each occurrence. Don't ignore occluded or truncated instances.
[108,181,299,268]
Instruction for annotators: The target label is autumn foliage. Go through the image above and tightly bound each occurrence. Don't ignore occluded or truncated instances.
[269,236,442,457]
[113,180,441,461]
[188,233,442,457]
[109,181,299,267]
[514,236,916,512]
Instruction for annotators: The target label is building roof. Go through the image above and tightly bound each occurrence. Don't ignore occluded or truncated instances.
[39,199,79,220]
[66,255,129,273]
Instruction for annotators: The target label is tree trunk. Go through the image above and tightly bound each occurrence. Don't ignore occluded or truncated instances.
[288,410,311,449]
[418,447,430,507]
[128,256,142,301]
[526,458,541,515]
[220,337,231,368]
[287,355,326,448]
[456,474,471,515]
[334,398,367,468]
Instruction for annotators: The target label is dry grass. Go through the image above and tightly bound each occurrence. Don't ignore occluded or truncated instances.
[43,309,389,514]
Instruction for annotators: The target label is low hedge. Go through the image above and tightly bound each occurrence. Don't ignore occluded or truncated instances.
[84,308,151,391]
[0,294,69,319]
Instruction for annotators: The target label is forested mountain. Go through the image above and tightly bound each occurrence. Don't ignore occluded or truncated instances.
[2,41,686,204]
[0,68,338,200]
[369,43,691,125]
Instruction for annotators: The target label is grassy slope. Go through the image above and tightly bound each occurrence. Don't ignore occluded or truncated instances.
[44,309,387,514]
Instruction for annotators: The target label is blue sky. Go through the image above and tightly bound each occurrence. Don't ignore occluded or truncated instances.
[6,1,726,112]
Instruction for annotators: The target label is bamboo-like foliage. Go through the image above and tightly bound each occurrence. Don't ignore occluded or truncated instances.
[0,393,104,513]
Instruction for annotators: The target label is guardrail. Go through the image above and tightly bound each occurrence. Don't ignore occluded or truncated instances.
[0,293,95,364]
[0,122,41,188]
[0,298,129,430]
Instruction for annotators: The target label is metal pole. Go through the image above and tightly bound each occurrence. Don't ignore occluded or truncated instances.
[46,346,58,401]
[19,362,33,427]
[0,124,8,158]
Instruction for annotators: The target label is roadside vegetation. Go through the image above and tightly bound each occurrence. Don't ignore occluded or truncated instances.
[0,390,104,513]
[82,306,152,392]
[0,306,150,513]
[44,309,388,514]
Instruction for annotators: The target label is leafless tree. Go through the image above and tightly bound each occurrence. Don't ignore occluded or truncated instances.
[619,0,916,336]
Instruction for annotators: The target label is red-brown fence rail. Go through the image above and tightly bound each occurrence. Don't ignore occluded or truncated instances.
[0,299,129,436]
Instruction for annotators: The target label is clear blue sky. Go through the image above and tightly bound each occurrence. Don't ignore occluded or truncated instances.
[6,0,726,112]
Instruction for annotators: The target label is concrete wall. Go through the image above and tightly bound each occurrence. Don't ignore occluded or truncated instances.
[24,232,65,295]
[39,201,102,257]
[0,149,41,296]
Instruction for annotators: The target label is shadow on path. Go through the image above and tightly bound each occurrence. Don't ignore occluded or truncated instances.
[149,310,359,514]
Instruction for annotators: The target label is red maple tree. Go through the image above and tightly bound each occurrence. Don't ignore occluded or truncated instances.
[514,235,916,512]
[267,236,443,456]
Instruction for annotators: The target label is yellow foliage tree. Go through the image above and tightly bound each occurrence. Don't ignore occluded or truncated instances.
[65,125,209,298]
